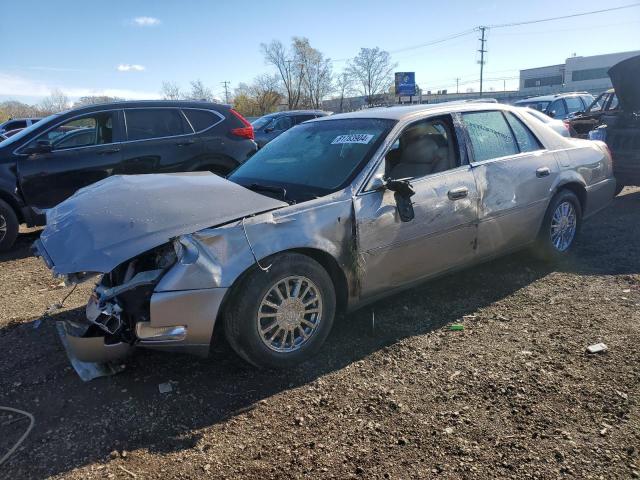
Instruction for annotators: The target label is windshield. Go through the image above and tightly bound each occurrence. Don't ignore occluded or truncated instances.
[0,113,59,149]
[229,118,395,202]
[516,100,551,112]
[252,114,278,130]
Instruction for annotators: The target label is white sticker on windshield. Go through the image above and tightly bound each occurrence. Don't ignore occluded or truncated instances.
[331,134,375,145]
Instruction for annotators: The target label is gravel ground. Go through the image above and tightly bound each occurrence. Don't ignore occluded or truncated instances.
[0,188,639,480]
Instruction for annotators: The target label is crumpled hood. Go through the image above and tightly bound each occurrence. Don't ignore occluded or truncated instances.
[608,54,640,113]
[38,172,287,275]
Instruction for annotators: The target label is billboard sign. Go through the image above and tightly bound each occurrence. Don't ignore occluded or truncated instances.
[395,72,416,96]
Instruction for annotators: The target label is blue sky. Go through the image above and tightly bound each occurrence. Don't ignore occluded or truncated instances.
[1,0,639,104]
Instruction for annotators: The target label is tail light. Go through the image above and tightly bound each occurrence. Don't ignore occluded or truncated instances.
[229,109,254,140]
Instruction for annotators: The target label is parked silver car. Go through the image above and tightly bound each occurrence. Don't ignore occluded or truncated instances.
[35,102,615,369]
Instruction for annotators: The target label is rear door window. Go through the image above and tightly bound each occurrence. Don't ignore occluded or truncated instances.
[549,100,567,118]
[565,97,583,115]
[606,95,619,111]
[182,109,222,132]
[125,108,192,141]
[272,116,293,131]
[294,114,316,124]
[462,111,519,162]
[504,112,543,153]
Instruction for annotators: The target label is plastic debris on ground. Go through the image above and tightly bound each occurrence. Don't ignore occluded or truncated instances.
[158,382,174,394]
[56,322,126,381]
[586,342,608,354]
[449,324,464,331]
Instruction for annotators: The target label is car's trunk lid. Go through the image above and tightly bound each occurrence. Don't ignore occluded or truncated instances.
[608,54,640,113]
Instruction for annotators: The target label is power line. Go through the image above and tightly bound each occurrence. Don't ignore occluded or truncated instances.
[488,2,640,28]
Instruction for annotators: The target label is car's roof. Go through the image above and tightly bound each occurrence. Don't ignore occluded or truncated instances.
[57,100,229,116]
[275,109,328,116]
[312,101,511,122]
[516,92,591,102]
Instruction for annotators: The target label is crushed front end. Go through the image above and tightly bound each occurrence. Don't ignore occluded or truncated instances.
[35,237,228,365]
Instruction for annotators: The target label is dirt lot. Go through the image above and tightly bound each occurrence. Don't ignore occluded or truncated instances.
[1,189,639,480]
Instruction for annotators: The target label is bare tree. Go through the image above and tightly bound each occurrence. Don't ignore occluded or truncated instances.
[0,101,42,122]
[233,75,282,117]
[334,71,354,113]
[293,37,333,109]
[161,81,183,100]
[251,74,282,114]
[73,95,123,107]
[261,39,304,109]
[187,80,215,102]
[40,88,69,114]
[347,48,396,106]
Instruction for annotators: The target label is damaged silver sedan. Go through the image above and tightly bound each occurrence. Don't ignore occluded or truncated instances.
[35,103,616,369]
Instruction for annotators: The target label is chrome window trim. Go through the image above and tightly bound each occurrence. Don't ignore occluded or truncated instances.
[13,108,119,156]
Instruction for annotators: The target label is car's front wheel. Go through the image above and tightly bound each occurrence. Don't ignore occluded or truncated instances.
[223,252,336,369]
[0,199,19,252]
[535,190,582,261]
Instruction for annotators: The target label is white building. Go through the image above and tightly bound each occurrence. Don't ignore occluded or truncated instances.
[519,50,640,95]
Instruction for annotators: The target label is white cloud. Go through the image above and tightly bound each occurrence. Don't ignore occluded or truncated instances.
[132,16,161,27]
[0,73,159,101]
[117,64,146,72]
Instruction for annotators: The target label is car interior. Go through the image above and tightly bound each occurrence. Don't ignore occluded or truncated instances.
[386,116,459,179]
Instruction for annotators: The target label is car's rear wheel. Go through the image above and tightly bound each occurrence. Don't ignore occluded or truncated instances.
[534,190,582,261]
[223,252,336,369]
[0,199,19,252]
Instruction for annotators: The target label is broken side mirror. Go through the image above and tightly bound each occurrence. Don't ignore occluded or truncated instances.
[384,177,415,222]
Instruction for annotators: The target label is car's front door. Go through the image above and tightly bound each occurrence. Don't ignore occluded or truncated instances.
[354,114,479,298]
[17,110,124,209]
[462,110,558,257]
[572,93,608,137]
[120,108,201,174]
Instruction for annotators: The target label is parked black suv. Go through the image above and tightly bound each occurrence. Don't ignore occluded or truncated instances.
[0,100,256,250]
[252,110,329,148]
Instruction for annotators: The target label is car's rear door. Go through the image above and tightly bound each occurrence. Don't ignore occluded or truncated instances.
[120,107,200,174]
[354,114,479,298]
[17,109,124,209]
[462,109,558,257]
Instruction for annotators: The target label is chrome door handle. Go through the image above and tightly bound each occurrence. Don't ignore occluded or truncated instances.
[536,167,551,178]
[448,186,468,200]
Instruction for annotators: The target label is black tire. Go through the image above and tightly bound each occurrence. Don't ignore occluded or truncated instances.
[614,182,625,196]
[223,252,336,369]
[534,190,582,262]
[0,199,19,252]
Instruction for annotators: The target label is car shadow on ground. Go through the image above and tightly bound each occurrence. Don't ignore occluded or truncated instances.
[0,249,555,477]
[0,228,41,263]
[0,189,638,477]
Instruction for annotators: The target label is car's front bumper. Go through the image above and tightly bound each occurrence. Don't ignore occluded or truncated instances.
[59,287,229,364]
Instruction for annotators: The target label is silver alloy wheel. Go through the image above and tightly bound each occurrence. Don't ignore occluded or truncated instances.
[550,201,577,252]
[0,213,6,243]
[257,275,323,353]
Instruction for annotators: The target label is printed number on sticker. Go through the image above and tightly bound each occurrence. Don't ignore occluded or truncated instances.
[331,134,374,145]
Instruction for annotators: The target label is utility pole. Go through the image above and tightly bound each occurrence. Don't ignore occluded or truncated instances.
[477,26,487,97]
[221,81,231,104]
[456,77,460,94]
